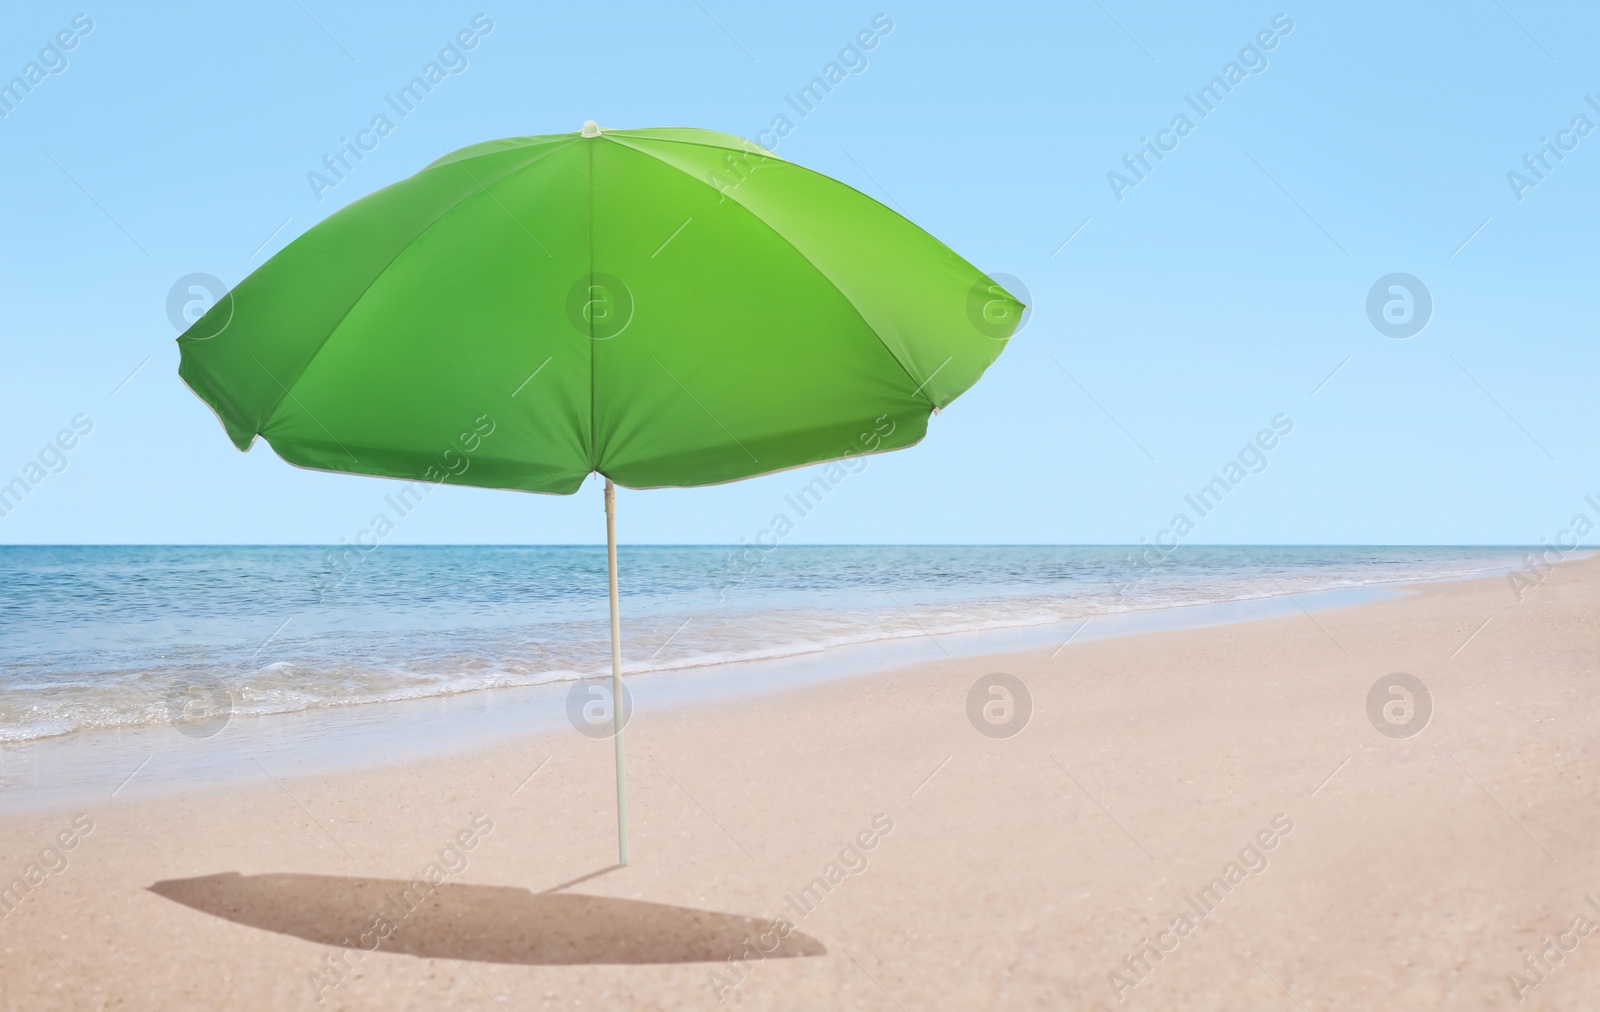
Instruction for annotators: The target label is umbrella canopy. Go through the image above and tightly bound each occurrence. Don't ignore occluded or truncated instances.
[177,123,1023,865]
[178,124,1021,491]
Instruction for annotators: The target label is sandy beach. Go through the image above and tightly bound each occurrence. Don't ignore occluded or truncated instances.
[2,556,1597,1010]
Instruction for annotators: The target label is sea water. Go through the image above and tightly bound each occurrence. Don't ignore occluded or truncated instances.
[0,545,1528,746]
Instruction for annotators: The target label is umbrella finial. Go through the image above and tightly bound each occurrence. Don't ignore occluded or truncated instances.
[581,120,602,138]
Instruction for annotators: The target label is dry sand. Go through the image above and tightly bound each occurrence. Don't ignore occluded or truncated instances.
[2,556,1598,1010]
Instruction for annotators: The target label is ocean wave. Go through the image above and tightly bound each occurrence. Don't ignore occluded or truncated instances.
[0,545,1532,743]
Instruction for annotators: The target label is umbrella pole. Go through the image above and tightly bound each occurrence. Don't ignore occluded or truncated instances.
[605,478,629,867]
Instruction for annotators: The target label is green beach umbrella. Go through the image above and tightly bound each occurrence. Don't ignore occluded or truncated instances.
[178,122,1023,865]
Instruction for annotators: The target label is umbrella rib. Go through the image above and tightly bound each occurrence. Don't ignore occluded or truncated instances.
[249,355,360,464]
[419,135,571,174]
[650,355,759,463]
[588,136,598,471]
[599,129,784,164]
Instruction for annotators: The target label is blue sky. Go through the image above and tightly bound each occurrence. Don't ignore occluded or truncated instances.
[1,2,1596,545]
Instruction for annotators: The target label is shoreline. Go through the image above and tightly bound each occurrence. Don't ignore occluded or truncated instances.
[0,546,1532,744]
[0,580,1417,815]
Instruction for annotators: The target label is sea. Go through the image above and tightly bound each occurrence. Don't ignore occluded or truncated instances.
[0,545,1529,747]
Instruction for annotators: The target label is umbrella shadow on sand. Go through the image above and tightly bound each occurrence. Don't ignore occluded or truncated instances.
[148,870,826,965]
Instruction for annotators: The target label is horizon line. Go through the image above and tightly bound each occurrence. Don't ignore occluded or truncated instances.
[0,543,1553,550]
